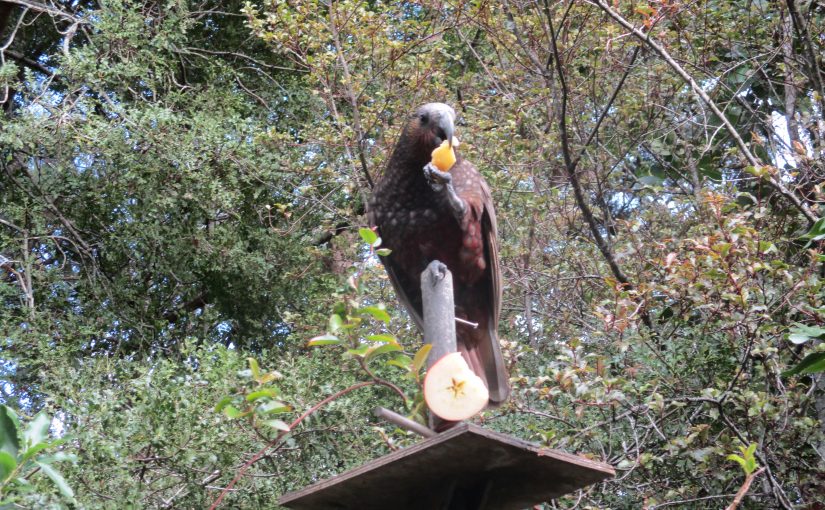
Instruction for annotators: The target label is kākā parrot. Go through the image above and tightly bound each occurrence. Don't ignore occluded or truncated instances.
[367,102,509,407]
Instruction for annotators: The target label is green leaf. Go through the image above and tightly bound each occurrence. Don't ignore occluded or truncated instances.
[782,352,825,377]
[412,344,433,374]
[0,406,20,457]
[727,453,747,471]
[375,248,392,256]
[757,241,777,254]
[0,451,17,482]
[387,355,412,370]
[223,405,249,419]
[247,358,261,381]
[214,396,234,413]
[365,343,402,363]
[307,335,341,347]
[35,461,74,498]
[787,324,825,345]
[21,441,52,464]
[36,451,76,466]
[789,333,814,345]
[801,217,825,241]
[744,456,757,475]
[23,412,50,450]
[359,305,390,324]
[246,388,280,402]
[713,242,731,257]
[328,313,344,332]
[346,344,372,357]
[263,419,291,432]
[358,227,378,245]
[257,400,291,415]
[638,173,664,186]
[366,334,397,344]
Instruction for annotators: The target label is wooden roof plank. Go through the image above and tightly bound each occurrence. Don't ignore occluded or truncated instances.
[279,424,614,510]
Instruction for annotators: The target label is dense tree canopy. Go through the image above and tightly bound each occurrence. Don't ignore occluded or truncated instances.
[1,0,823,507]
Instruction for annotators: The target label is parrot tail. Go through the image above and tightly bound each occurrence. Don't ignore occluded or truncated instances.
[457,321,510,407]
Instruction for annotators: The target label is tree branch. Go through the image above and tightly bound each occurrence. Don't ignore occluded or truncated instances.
[785,0,825,145]
[328,2,373,189]
[4,49,53,76]
[725,467,766,510]
[543,0,635,290]
[591,0,818,225]
[207,381,378,510]
[1,0,86,24]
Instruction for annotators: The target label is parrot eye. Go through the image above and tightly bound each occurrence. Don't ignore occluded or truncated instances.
[419,113,429,123]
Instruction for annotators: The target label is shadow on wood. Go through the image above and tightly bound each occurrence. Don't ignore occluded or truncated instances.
[278,424,615,510]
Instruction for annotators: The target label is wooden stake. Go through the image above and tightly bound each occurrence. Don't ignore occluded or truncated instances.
[373,407,436,438]
[421,260,457,367]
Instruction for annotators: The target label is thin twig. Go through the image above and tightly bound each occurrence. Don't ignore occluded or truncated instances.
[208,381,377,510]
[328,2,373,189]
[2,0,86,24]
[725,467,766,510]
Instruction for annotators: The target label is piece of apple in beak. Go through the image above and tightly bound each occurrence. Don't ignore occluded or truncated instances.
[423,352,489,421]
[430,137,459,172]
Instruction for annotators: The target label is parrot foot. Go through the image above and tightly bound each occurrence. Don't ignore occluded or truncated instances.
[426,260,449,284]
[423,163,467,221]
[423,162,452,191]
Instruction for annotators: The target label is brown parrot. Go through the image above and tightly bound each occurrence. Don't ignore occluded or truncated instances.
[367,103,509,406]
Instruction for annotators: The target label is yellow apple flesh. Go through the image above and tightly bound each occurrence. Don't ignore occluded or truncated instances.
[431,139,457,172]
[423,352,489,421]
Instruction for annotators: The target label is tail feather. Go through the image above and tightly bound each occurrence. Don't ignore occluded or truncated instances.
[457,321,509,406]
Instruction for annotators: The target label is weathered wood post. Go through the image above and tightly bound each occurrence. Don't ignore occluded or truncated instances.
[421,260,457,366]
[420,260,458,431]
[373,260,457,437]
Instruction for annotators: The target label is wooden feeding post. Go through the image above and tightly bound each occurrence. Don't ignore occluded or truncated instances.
[278,262,615,509]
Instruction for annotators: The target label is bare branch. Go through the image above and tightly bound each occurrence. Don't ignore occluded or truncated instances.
[543,0,634,291]
[725,467,766,510]
[328,2,373,189]
[2,0,86,24]
[4,49,53,75]
[785,0,825,147]
[591,0,818,225]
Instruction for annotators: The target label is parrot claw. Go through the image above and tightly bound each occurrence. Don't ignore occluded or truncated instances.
[423,162,452,191]
[423,163,466,221]
[426,260,449,283]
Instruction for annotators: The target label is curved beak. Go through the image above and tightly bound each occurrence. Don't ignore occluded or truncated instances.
[436,111,455,148]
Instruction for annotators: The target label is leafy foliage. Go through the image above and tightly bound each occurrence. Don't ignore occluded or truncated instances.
[0,0,823,508]
[727,443,759,477]
[0,405,75,506]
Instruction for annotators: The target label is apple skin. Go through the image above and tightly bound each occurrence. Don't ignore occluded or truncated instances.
[423,352,489,421]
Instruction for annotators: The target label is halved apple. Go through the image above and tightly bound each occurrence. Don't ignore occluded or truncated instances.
[423,352,489,421]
